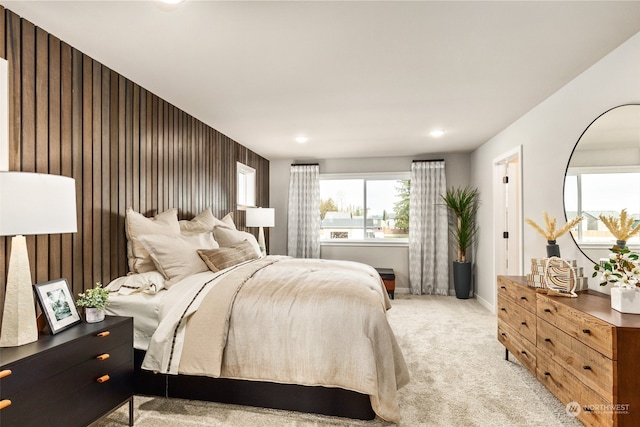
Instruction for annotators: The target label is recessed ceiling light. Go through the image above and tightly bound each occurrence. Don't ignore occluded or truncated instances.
[295,136,308,144]
[430,129,446,138]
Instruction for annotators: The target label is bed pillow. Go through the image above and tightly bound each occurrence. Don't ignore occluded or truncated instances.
[105,271,166,295]
[213,226,262,257]
[197,240,259,272]
[179,208,236,235]
[125,208,180,273]
[138,232,219,287]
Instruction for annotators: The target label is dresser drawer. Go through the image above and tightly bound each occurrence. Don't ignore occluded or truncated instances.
[537,318,614,402]
[498,320,536,374]
[497,276,536,313]
[0,321,131,397]
[498,297,536,344]
[537,355,613,427]
[1,359,133,427]
[0,341,132,424]
[537,294,614,359]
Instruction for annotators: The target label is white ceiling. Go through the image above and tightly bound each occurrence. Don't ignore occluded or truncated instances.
[3,1,640,161]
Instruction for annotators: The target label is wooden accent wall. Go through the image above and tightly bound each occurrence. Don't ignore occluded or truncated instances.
[0,8,270,320]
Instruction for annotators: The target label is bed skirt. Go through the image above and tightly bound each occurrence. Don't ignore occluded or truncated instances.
[133,349,376,420]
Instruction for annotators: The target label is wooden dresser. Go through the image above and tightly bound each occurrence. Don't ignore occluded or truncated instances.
[0,316,134,427]
[497,276,640,427]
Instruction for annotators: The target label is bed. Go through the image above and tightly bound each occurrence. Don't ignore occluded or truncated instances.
[104,207,409,422]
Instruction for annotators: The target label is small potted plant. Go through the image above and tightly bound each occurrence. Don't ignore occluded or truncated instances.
[593,246,640,314]
[76,282,110,323]
[525,211,582,258]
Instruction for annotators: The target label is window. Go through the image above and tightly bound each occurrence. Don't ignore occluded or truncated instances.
[237,162,256,208]
[565,168,640,244]
[319,173,410,242]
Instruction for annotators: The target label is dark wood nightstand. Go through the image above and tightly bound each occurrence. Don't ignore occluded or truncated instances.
[0,316,134,427]
[375,268,395,299]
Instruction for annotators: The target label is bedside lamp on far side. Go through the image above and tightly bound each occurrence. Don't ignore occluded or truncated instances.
[0,172,77,347]
[246,207,275,256]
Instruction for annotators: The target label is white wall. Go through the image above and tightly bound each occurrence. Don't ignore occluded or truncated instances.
[471,31,640,312]
[270,153,471,293]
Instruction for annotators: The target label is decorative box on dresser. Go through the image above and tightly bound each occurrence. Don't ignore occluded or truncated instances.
[0,316,134,427]
[497,275,640,427]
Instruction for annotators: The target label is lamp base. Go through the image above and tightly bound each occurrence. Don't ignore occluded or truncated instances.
[258,226,267,256]
[0,235,38,347]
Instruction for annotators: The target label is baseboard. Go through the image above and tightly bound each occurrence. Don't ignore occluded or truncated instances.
[475,293,493,313]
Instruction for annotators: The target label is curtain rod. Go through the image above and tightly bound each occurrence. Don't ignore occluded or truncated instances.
[291,163,319,166]
[412,159,444,163]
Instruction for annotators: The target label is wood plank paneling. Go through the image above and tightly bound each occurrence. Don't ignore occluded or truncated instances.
[0,8,269,306]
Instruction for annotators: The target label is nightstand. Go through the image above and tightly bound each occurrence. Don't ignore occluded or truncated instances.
[0,316,134,427]
[375,268,395,299]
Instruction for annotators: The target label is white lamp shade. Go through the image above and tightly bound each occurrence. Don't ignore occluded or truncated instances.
[0,172,77,236]
[246,207,275,228]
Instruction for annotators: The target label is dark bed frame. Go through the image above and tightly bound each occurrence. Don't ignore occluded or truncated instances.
[133,349,376,420]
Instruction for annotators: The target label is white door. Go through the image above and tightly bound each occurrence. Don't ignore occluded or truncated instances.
[493,147,523,309]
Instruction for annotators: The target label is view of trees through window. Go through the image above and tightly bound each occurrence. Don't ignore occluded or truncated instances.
[319,176,410,240]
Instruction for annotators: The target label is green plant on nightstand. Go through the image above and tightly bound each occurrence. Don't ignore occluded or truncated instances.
[77,283,110,323]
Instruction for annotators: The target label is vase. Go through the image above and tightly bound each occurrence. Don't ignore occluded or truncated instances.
[546,240,560,258]
[610,287,640,314]
[616,240,627,249]
[85,307,105,323]
[453,261,472,299]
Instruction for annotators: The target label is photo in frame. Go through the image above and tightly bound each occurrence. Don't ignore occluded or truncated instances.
[34,278,81,334]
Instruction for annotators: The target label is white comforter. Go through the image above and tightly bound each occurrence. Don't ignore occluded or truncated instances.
[142,256,409,422]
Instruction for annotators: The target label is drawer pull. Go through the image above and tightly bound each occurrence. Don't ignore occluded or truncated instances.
[544,372,551,377]
[500,286,506,289]
[0,369,12,379]
[501,308,506,312]
[97,375,110,383]
[520,296,527,301]
[582,329,591,335]
[501,333,506,337]
[96,353,110,361]
[544,338,551,342]
[521,322,527,326]
[544,308,551,313]
[583,406,592,412]
[521,350,527,355]
[0,399,11,410]
[583,365,592,370]
[96,331,110,338]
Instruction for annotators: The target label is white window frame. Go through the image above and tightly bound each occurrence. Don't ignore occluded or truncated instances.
[319,172,410,246]
[237,162,256,209]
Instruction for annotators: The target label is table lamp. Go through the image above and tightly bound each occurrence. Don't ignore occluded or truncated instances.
[0,172,77,347]
[246,207,275,256]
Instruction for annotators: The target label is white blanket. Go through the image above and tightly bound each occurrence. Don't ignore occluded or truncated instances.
[142,256,409,422]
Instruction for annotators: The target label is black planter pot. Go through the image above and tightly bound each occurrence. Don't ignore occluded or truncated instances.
[453,261,472,299]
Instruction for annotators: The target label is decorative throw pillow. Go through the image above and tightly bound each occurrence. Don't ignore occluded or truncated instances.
[197,240,259,272]
[138,232,219,287]
[179,208,236,235]
[125,208,180,273]
[213,226,262,257]
[105,271,166,295]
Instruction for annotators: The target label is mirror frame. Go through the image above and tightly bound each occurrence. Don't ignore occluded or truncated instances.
[562,104,640,265]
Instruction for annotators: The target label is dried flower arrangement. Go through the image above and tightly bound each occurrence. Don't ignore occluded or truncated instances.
[525,211,582,241]
[599,209,640,242]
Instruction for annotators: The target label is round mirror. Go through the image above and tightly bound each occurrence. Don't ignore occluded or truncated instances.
[563,104,640,264]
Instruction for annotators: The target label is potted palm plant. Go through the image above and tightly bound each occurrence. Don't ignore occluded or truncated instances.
[76,283,110,323]
[441,186,480,299]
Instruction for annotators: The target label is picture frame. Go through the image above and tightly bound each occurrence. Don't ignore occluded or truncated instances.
[34,278,82,334]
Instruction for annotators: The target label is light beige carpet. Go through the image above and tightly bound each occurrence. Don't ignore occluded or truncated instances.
[94,295,582,426]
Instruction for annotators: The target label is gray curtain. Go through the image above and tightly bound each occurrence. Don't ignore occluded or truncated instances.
[409,161,449,295]
[287,164,320,258]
